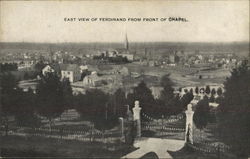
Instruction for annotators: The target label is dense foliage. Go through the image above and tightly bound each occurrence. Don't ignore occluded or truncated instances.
[0,63,18,72]
[1,73,40,128]
[217,61,250,157]
[193,95,210,130]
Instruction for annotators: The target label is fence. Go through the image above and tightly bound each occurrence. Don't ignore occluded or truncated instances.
[187,142,232,158]
[141,112,184,123]
[1,126,122,144]
[142,124,185,132]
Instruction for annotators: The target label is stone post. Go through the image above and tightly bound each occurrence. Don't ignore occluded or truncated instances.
[132,101,141,137]
[185,104,194,144]
[119,117,124,138]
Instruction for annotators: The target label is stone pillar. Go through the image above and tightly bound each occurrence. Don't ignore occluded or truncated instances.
[132,101,141,137]
[185,104,194,144]
[119,117,124,138]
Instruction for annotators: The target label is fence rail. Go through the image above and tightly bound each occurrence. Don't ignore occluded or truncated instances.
[187,142,231,155]
[0,126,122,143]
[141,113,184,123]
[142,125,185,132]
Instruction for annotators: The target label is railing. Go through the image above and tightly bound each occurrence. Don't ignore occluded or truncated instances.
[1,126,122,144]
[142,125,185,132]
[187,142,232,158]
[141,112,184,123]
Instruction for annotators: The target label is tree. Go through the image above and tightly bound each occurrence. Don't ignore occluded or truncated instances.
[178,87,182,92]
[159,74,183,116]
[75,89,117,130]
[34,61,46,73]
[209,94,215,103]
[205,85,211,94]
[15,89,40,127]
[180,92,194,110]
[23,72,30,80]
[1,73,19,115]
[112,88,127,117]
[193,95,210,130]
[217,87,223,96]
[0,63,18,72]
[127,81,156,118]
[211,88,216,96]
[195,86,199,94]
[160,74,175,105]
[36,73,65,128]
[61,78,73,109]
[217,62,250,157]
[184,89,188,93]
[189,88,194,94]
[1,73,19,135]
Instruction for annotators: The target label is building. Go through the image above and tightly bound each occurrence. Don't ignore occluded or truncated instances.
[121,53,134,61]
[61,64,81,83]
[42,65,55,75]
[169,54,179,64]
[80,65,88,73]
[42,63,61,76]
[82,71,115,87]
[82,72,104,87]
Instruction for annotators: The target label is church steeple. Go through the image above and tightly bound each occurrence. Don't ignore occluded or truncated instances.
[125,32,129,50]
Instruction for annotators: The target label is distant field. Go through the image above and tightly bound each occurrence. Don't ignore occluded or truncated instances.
[124,63,230,88]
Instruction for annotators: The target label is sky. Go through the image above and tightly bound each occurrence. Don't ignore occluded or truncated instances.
[0,1,249,43]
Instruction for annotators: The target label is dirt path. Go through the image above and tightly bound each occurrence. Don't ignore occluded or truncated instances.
[121,138,185,159]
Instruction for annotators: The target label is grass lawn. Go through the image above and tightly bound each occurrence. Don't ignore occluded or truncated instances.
[0,135,136,158]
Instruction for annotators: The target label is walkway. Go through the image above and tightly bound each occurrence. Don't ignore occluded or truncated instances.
[121,138,185,159]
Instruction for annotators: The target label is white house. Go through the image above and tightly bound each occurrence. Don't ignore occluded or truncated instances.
[42,65,55,76]
[80,65,88,73]
[61,64,81,83]
[83,72,102,87]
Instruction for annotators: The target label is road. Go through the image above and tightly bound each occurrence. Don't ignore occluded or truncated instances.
[121,138,185,159]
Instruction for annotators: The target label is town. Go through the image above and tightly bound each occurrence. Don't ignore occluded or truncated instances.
[0,36,246,96]
[1,0,250,158]
[1,36,249,159]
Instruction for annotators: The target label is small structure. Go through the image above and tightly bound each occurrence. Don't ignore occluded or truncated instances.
[133,101,142,137]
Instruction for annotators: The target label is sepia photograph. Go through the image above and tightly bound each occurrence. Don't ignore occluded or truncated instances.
[0,1,249,158]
